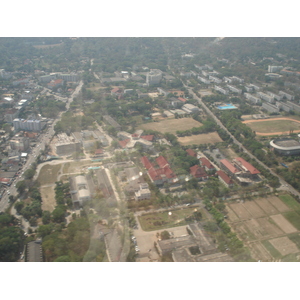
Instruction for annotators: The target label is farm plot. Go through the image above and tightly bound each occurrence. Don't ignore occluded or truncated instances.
[270,214,297,234]
[269,237,299,256]
[139,118,203,135]
[268,196,290,213]
[178,132,223,146]
[225,205,240,222]
[242,201,266,218]
[255,198,280,215]
[248,241,274,262]
[228,202,252,220]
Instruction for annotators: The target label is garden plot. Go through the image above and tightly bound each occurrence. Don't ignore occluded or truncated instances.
[248,241,274,262]
[242,201,266,218]
[270,214,298,234]
[228,202,252,220]
[269,237,299,256]
[255,198,280,215]
[268,196,290,213]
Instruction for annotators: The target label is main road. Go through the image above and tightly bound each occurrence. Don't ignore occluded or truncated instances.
[187,87,300,198]
[0,80,84,214]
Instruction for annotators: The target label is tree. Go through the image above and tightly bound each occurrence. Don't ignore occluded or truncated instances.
[16,181,26,195]
[51,205,66,223]
[160,230,171,240]
[42,211,51,225]
[23,169,35,180]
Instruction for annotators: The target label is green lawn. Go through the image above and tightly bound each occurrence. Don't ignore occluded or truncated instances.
[138,207,202,231]
[288,232,300,249]
[246,119,300,133]
[283,211,300,231]
[279,194,300,210]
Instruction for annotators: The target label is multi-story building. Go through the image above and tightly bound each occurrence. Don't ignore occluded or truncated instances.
[286,101,300,113]
[279,91,295,101]
[209,76,222,84]
[214,85,229,95]
[257,92,274,103]
[244,93,261,104]
[266,91,282,101]
[227,85,242,94]
[146,69,162,85]
[13,118,45,132]
[268,65,283,73]
[198,76,211,84]
[262,102,280,113]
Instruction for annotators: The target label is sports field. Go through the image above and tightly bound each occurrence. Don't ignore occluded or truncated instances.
[178,132,223,146]
[139,118,203,135]
[242,118,300,136]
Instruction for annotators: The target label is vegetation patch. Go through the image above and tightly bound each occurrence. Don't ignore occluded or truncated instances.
[37,164,62,185]
[138,208,200,231]
[283,211,300,231]
[279,194,300,211]
[261,239,282,259]
[178,132,223,146]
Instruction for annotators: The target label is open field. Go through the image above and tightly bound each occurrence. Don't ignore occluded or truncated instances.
[242,117,300,136]
[138,118,202,135]
[37,164,62,185]
[40,185,56,212]
[269,237,299,256]
[178,132,223,146]
[225,195,300,261]
[138,207,203,231]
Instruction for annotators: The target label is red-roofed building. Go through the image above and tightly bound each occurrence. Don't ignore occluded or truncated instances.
[199,157,215,171]
[186,149,197,157]
[156,156,169,168]
[111,87,122,96]
[190,165,208,181]
[178,97,187,102]
[119,139,130,148]
[47,79,64,90]
[141,156,153,170]
[216,170,234,188]
[220,159,240,176]
[233,157,260,176]
[94,149,104,156]
[140,135,155,142]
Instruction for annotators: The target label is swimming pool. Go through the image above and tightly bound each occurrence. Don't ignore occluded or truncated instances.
[217,103,238,110]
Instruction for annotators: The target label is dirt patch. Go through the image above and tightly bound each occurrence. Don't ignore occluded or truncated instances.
[268,196,290,213]
[139,118,203,135]
[269,237,299,256]
[270,214,298,234]
[225,205,240,222]
[40,185,56,212]
[248,241,273,261]
[242,201,266,218]
[229,202,252,220]
[178,132,223,146]
[255,198,280,215]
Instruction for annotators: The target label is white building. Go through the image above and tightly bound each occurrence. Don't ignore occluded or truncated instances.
[182,103,200,114]
[146,69,162,85]
[214,85,229,95]
[227,85,242,94]
[262,102,280,113]
[279,91,295,101]
[268,65,283,73]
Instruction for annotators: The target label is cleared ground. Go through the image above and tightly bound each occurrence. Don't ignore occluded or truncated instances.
[40,185,56,212]
[270,214,297,234]
[37,164,62,185]
[139,118,203,135]
[242,117,300,136]
[269,237,299,256]
[178,132,223,146]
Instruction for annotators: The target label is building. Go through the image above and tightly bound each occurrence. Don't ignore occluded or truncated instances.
[270,138,300,155]
[244,93,261,104]
[13,118,46,132]
[216,170,234,188]
[209,75,222,84]
[198,76,211,84]
[233,157,260,178]
[55,133,81,156]
[257,92,274,103]
[146,69,162,85]
[182,103,200,114]
[186,149,197,157]
[262,102,280,114]
[135,183,151,200]
[227,85,242,94]
[214,85,229,95]
[199,157,215,172]
[279,91,294,101]
[189,165,208,181]
[268,65,283,73]
[69,175,91,207]
[103,115,121,130]
[47,79,64,90]
[286,101,300,113]
[9,136,30,152]
[220,159,240,176]
[4,109,19,124]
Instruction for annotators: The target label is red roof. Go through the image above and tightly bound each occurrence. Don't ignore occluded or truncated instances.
[94,149,103,155]
[220,159,240,174]
[199,157,214,169]
[0,178,10,183]
[190,165,207,178]
[141,156,153,170]
[216,170,233,185]
[140,135,154,142]
[148,168,162,181]
[234,157,260,175]
[118,139,130,148]
[156,156,169,168]
[178,97,187,102]
[111,87,121,93]
[186,149,197,157]
[162,166,176,179]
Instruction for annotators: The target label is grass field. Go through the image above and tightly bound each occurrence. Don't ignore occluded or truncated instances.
[37,164,62,185]
[261,240,282,259]
[138,207,202,231]
[283,211,300,230]
[178,132,223,146]
[288,232,300,249]
[138,118,203,135]
[279,194,300,211]
[244,119,300,133]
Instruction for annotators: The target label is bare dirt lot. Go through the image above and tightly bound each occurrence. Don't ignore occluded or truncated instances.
[269,237,299,256]
[178,132,223,146]
[267,196,290,213]
[40,185,56,212]
[255,198,280,215]
[270,214,297,234]
[242,201,266,218]
[228,202,252,220]
[248,241,273,261]
[139,118,203,135]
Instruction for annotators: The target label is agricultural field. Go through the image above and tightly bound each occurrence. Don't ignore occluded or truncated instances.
[178,132,223,146]
[225,195,300,261]
[138,118,203,135]
[242,117,300,136]
[138,207,204,231]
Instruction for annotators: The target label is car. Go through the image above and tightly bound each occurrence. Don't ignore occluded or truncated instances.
[135,246,140,252]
